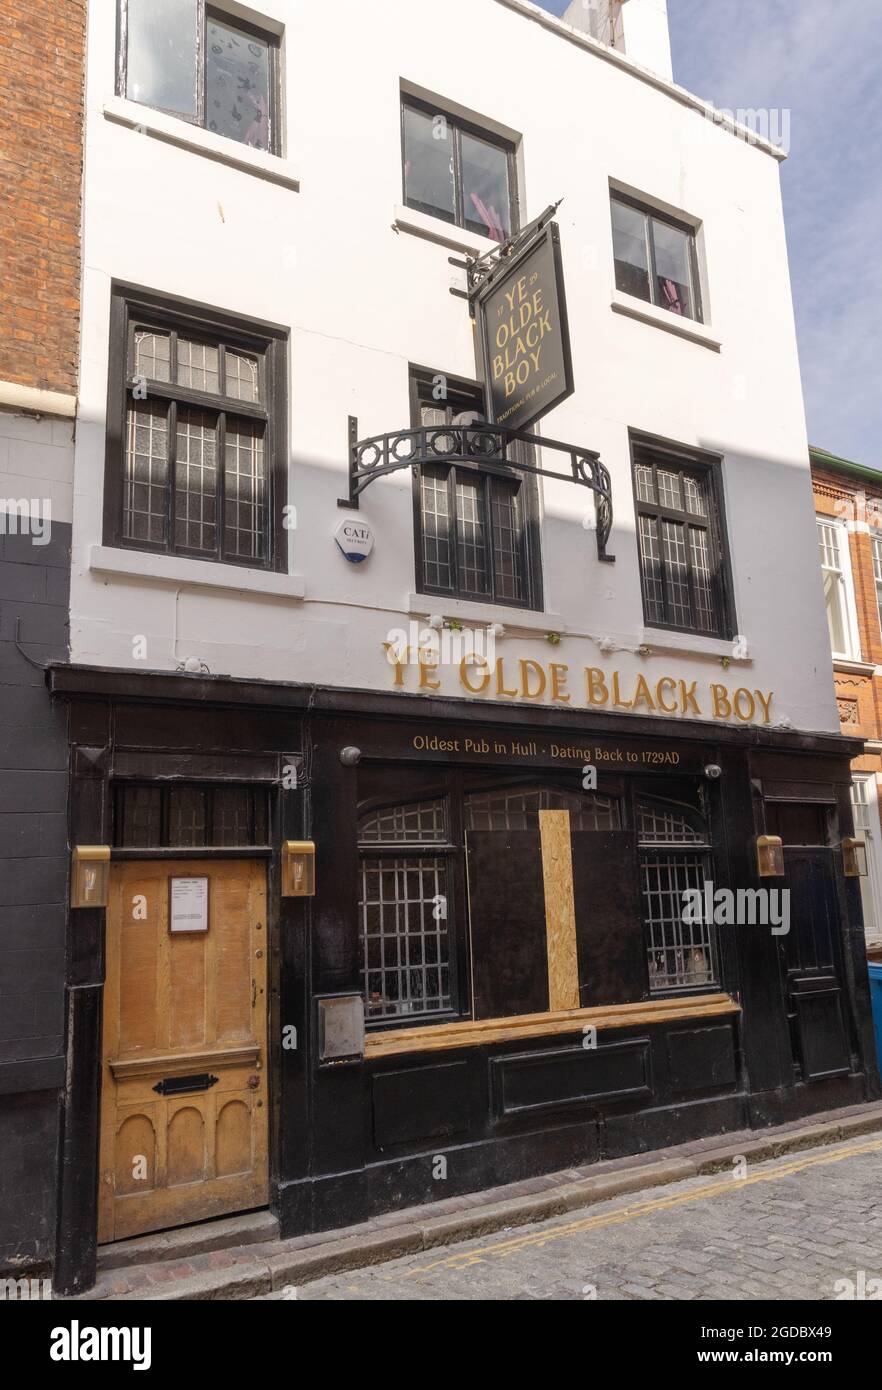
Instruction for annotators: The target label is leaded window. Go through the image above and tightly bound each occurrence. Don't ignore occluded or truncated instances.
[114,783,270,848]
[633,442,731,638]
[412,373,541,609]
[464,786,621,832]
[119,0,279,153]
[358,798,455,1021]
[638,798,718,994]
[108,291,286,569]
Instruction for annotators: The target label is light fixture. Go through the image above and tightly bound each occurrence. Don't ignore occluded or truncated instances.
[71,846,111,908]
[756,835,784,878]
[282,841,316,897]
[842,838,869,877]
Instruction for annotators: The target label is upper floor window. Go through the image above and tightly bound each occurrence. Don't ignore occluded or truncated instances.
[401,96,518,243]
[872,533,882,636]
[632,439,732,639]
[104,288,288,571]
[817,517,859,659]
[411,370,542,610]
[611,194,702,322]
[119,0,280,153]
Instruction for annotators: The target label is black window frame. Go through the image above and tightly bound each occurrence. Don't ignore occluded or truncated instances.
[103,284,289,572]
[116,0,282,156]
[400,93,520,243]
[630,433,735,641]
[409,366,543,611]
[114,781,272,849]
[611,191,704,324]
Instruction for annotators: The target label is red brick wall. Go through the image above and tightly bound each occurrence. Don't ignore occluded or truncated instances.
[813,466,882,765]
[0,0,86,395]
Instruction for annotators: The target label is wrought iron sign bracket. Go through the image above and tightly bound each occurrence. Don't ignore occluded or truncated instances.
[338,416,615,564]
[463,199,564,314]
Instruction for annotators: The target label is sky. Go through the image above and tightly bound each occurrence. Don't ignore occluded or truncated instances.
[534,0,882,469]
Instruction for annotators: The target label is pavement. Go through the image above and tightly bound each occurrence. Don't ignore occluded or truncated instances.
[276,1130,882,1301]
[71,1097,882,1301]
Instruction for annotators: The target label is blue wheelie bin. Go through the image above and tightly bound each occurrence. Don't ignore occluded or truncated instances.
[869,963,882,1072]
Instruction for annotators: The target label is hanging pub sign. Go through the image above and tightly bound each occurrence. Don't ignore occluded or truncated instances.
[476,222,574,433]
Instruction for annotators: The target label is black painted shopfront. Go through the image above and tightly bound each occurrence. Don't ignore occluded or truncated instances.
[47,665,881,1293]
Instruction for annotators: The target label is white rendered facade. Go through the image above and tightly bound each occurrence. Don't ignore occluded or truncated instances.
[71,0,836,735]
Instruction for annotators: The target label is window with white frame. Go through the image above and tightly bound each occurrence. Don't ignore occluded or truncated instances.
[817,518,859,659]
[851,775,882,944]
[118,0,280,153]
[872,534,882,636]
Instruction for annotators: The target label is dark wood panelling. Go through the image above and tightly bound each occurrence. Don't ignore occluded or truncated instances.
[466,831,548,1020]
[667,1025,737,1093]
[491,1038,651,1118]
[372,1060,477,1149]
[571,830,647,1007]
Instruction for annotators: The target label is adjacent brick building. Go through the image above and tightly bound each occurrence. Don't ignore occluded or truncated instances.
[0,0,85,1275]
[812,446,882,954]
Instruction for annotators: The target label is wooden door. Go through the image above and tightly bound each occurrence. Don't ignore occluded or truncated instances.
[98,859,269,1243]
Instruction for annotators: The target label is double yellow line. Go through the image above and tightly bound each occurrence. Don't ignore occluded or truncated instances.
[399,1135,882,1277]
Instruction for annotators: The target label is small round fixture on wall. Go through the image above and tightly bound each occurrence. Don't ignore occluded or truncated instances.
[704,764,723,781]
[339,746,363,767]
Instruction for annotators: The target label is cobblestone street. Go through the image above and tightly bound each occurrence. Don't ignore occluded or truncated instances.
[270,1134,882,1301]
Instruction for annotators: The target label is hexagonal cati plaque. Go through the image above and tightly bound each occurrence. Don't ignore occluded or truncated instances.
[334,516,375,564]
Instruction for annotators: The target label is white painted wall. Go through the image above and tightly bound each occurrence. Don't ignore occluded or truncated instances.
[71,0,838,735]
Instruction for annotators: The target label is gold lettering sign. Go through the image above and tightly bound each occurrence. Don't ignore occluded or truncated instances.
[386,649,774,727]
[478,224,574,432]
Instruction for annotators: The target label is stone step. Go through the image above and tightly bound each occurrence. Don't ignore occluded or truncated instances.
[97,1210,279,1272]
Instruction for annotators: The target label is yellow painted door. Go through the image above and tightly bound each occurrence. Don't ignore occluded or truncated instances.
[98,859,269,1243]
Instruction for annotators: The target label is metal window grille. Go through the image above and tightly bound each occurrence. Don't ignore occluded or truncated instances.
[357,798,453,1020]
[638,800,718,993]
[464,786,621,832]
[633,446,727,638]
[359,857,451,1020]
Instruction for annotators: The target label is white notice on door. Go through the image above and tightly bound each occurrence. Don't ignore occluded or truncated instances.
[170,877,209,933]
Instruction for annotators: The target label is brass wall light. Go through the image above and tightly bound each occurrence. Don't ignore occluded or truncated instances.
[71,846,111,908]
[282,841,316,897]
[842,838,869,877]
[756,835,784,878]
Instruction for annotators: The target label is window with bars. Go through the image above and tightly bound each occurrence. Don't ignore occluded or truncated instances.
[638,798,718,994]
[632,442,731,638]
[114,783,270,848]
[118,0,280,153]
[412,372,541,609]
[358,797,454,1022]
[611,194,702,322]
[401,96,518,244]
[817,517,857,658]
[106,291,287,569]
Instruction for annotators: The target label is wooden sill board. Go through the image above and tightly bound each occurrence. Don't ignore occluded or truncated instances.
[365,994,740,1059]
